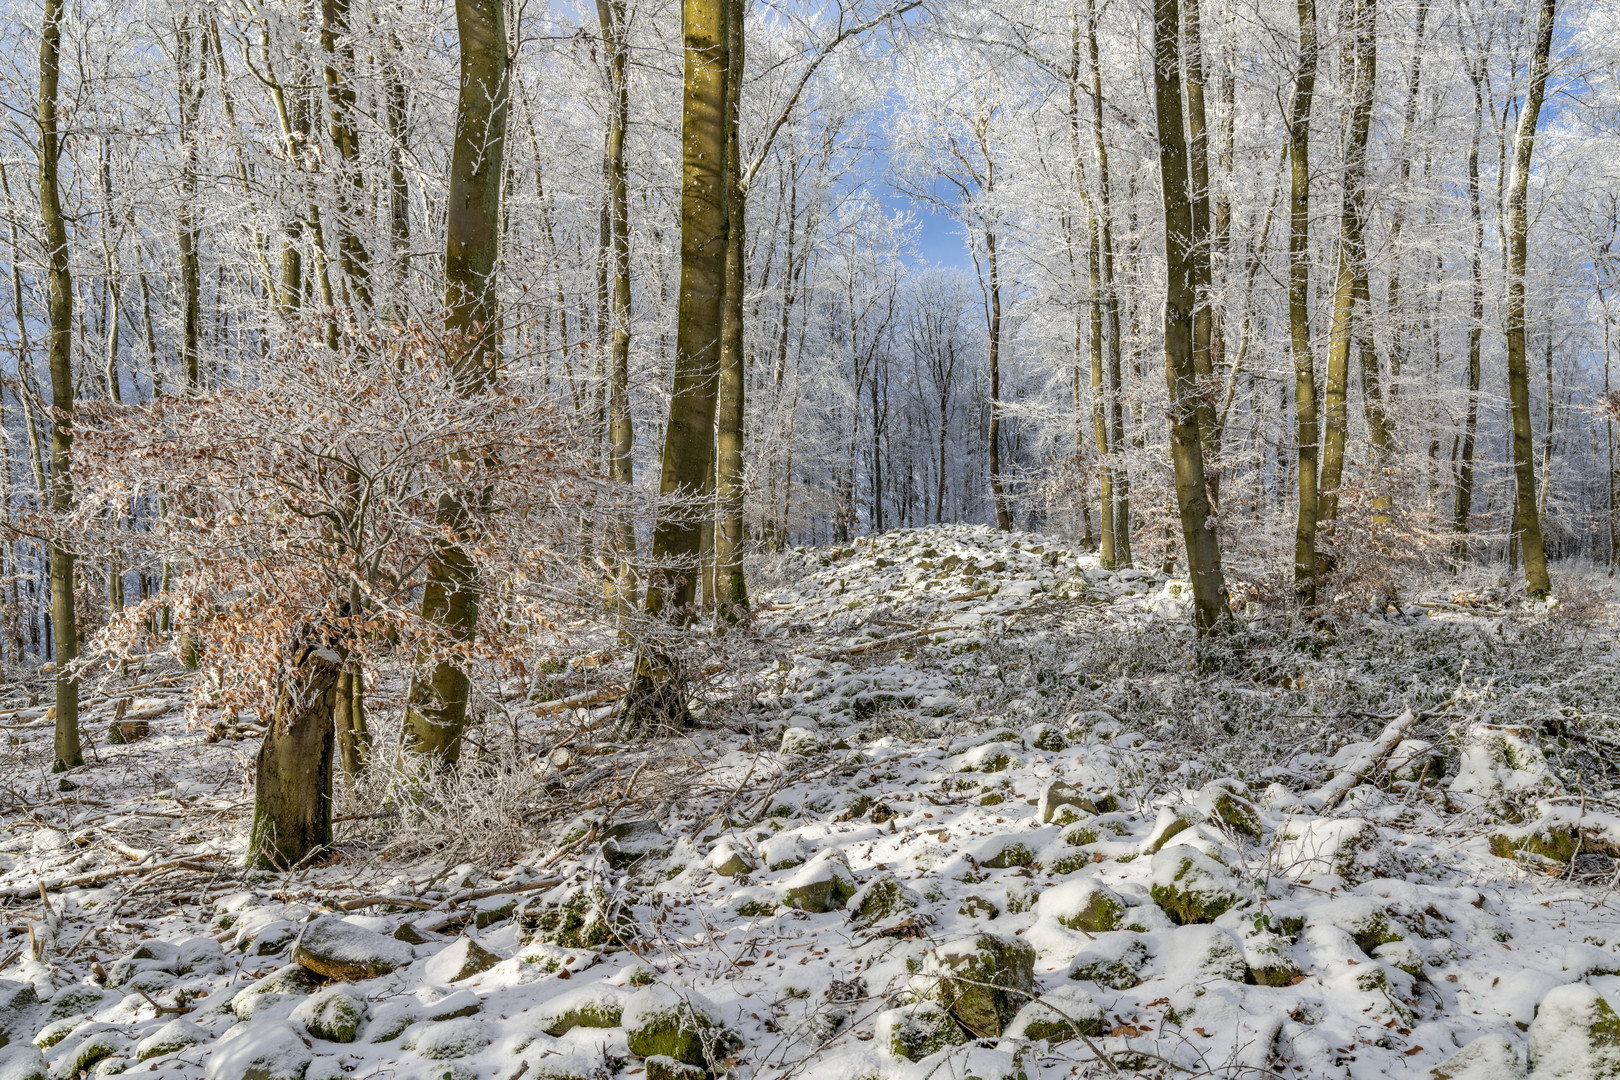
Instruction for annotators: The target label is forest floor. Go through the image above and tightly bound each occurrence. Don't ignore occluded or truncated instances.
[1,524,1619,1080]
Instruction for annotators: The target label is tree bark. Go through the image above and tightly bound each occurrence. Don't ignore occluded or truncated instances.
[1504,0,1556,597]
[1452,53,1487,563]
[1317,0,1375,528]
[597,0,638,614]
[1086,0,1130,565]
[249,638,339,869]
[1153,0,1230,632]
[321,0,372,313]
[1288,0,1320,600]
[177,17,203,391]
[645,0,728,619]
[624,0,730,728]
[39,0,80,771]
[714,0,748,613]
[402,0,510,763]
[986,229,1010,531]
[1183,0,1219,502]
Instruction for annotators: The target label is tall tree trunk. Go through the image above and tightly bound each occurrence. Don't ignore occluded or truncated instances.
[321,0,372,313]
[1183,0,1219,502]
[598,0,638,613]
[1316,0,1375,529]
[1070,11,1113,566]
[714,0,748,613]
[402,0,510,763]
[1504,0,1556,597]
[383,36,411,314]
[39,0,79,771]
[1153,0,1230,632]
[1288,0,1320,600]
[249,636,339,869]
[986,231,1010,531]
[1385,0,1428,412]
[1086,0,1129,565]
[624,0,729,726]
[1452,54,1486,563]
[177,17,203,391]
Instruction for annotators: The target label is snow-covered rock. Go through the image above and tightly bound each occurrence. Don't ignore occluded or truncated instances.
[292,917,414,982]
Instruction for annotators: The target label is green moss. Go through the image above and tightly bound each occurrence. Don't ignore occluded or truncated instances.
[1053,890,1123,934]
[981,842,1033,869]
[1150,852,1243,925]
[34,1017,83,1050]
[1490,827,1578,863]
[1068,939,1148,990]
[921,934,1037,1037]
[522,886,636,949]
[294,987,368,1043]
[879,1002,967,1061]
[541,998,624,1037]
[1048,853,1092,875]
[49,988,108,1021]
[1060,823,1100,848]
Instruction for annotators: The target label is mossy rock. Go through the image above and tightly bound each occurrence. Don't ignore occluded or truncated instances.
[1196,785,1262,842]
[48,987,110,1021]
[1429,1034,1526,1080]
[644,1057,706,1080]
[1142,806,1201,854]
[46,1025,119,1079]
[1177,925,1246,982]
[1047,852,1094,876]
[230,964,319,1021]
[1527,985,1620,1079]
[405,1018,492,1060]
[1036,879,1124,933]
[1004,876,1039,915]
[135,1020,206,1062]
[1490,825,1578,863]
[1067,934,1149,990]
[522,886,637,949]
[874,1001,967,1061]
[782,852,857,913]
[291,986,368,1043]
[1058,822,1100,848]
[292,917,415,982]
[1027,725,1068,752]
[1149,848,1245,925]
[33,1016,85,1050]
[423,937,500,984]
[363,1003,413,1044]
[847,872,928,931]
[1325,903,1403,956]
[622,986,732,1067]
[708,838,755,877]
[1038,781,1095,826]
[1373,940,1425,979]
[535,985,627,1037]
[473,899,517,929]
[917,933,1036,1038]
[979,839,1034,869]
[0,1047,46,1080]
[959,895,999,920]
[1005,986,1103,1042]
[1243,931,1302,987]
[779,727,824,756]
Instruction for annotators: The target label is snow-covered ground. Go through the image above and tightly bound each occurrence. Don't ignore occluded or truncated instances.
[1,524,1617,1080]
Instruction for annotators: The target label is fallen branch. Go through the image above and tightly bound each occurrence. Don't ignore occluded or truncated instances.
[1,855,224,900]
[1311,710,1419,810]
